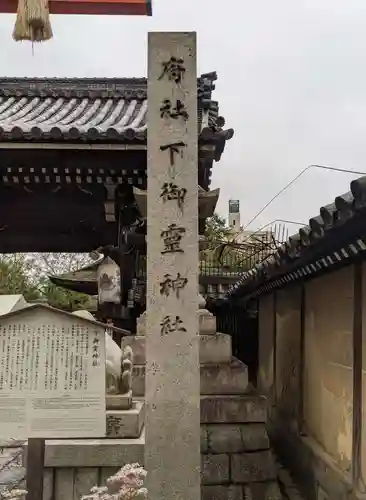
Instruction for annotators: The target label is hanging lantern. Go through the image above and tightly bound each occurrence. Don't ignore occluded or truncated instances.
[97,256,121,305]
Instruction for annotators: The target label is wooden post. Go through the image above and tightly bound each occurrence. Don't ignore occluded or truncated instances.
[26,438,45,500]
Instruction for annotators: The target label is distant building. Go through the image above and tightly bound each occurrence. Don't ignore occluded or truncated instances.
[227,200,270,244]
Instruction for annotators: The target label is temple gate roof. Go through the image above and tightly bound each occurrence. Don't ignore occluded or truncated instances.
[0,73,233,159]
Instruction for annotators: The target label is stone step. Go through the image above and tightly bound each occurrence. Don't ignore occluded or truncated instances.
[201,423,270,454]
[132,358,248,396]
[202,450,277,485]
[106,401,145,439]
[202,483,282,500]
[121,333,232,365]
[200,394,268,424]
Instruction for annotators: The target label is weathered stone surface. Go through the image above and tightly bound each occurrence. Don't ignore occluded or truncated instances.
[145,31,200,500]
[40,433,145,467]
[132,365,145,396]
[205,423,270,454]
[106,401,145,439]
[200,359,248,395]
[200,333,232,364]
[106,392,132,410]
[136,312,146,336]
[202,485,244,500]
[138,308,217,336]
[201,454,230,485]
[121,333,232,366]
[199,310,217,334]
[201,426,208,453]
[240,423,269,451]
[201,395,267,424]
[231,451,277,484]
[207,425,243,453]
[243,482,282,499]
[132,359,248,397]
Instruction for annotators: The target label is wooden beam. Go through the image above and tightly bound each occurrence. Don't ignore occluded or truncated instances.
[0,0,151,15]
[26,438,45,500]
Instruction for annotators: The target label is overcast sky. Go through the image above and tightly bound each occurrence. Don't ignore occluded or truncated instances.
[1,0,366,233]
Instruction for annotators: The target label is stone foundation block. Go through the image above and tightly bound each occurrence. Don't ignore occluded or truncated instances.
[106,392,132,410]
[201,395,267,424]
[201,454,229,485]
[207,425,243,453]
[240,423,269,451]
[201,426,208,453]
[200,333,232,364]
[29,434,145,467]
[200,359,248,395]
[132,366,145,396]
[106,401,144,439]
[204,424,270,454]
[202,485,243,500]
[243,482,282,500]
[137,310,217,335]
[132,359,248,397]
[231,451,277,484]
[122,333,232,366]
[199,310,217,335]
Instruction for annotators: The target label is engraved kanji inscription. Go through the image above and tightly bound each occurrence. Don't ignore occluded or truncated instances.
[107,415,121,436]
[160,273,188,298]
[160,99,188,120]
[160,182,187,210]
[161,224,186,254]
[92,336,101,367]
[160,141,186,166]
[160,315,187,336]
[159,56,185,84]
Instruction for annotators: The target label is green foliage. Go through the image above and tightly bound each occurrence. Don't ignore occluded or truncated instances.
[0,253,93,311]
[201,214,255,273]
[0,255,40,301]
[39,281,93,312]
[204,213,231,242]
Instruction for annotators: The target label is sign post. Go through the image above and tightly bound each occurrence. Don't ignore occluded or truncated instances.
[145,32,200,500]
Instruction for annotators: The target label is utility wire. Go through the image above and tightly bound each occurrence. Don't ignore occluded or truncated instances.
[242,164,366,231]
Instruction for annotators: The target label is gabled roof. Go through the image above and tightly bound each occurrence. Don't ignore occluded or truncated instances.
[0,303,129,335]
[228,175,366,301]
[0,73,233,155]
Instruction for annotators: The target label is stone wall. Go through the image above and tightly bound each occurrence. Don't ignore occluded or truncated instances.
[361,261,366,488]
[257,264,360,500]
[258,293,275,397]
[303,267,353,473]
[275,285,302,430]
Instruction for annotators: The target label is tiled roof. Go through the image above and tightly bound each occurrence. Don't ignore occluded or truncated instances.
[0,73,233,147]
[228,175,366,300]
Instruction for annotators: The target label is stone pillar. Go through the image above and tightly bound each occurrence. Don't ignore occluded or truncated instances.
[145,32,200,500]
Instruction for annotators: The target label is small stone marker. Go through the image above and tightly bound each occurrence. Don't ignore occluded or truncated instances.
[145,32,200,500]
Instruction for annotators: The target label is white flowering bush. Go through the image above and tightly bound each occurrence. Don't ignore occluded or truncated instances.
[82,463,147,500]
[0,489,27,500]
